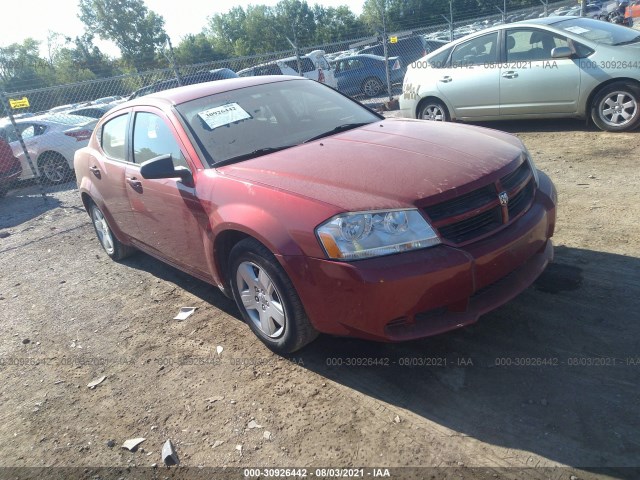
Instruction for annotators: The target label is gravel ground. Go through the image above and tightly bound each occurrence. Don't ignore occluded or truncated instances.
[0,116,639,480]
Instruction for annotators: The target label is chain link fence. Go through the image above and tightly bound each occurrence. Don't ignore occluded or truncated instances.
[0,0,573,201]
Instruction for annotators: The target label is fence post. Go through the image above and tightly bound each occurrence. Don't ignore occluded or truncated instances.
[0,92,48,203]
[380,0,392,102]
[540,0,549,17]
[450,0,454,42]
[166,36,183,86]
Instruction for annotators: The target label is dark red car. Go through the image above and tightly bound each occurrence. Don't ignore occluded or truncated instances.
[75,76,557,353]
[0,136,22,198]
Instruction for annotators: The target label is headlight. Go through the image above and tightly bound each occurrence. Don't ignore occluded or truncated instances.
[523,148,539,186]
[316,209,441,261]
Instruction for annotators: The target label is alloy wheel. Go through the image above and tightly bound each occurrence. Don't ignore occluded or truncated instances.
[235,261,286,338]
[421,104,446,121]
[92,206,115,255]
[598,91,638,128]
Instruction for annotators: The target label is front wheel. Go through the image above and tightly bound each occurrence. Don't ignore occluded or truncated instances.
[418,99,449,122]
[229,238,318,353]
[89,203,136,260]
[591,82,640,132]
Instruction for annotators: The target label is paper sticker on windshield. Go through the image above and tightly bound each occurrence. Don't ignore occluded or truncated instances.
[197,103,251,130]
[565,26,589,34]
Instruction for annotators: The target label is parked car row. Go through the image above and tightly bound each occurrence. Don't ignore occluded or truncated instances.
[238,50,338,89]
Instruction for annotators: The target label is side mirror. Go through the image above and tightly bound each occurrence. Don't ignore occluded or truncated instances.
[140,154,193,184]
[551,46,573,59]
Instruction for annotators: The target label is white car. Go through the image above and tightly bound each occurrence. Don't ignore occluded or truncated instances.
[238,50,337,88]
[0,114,97,184]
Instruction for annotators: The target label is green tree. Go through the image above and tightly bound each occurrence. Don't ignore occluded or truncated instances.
[0,38,51,92]
[273,0,317,49]
[207,6,249,56]
[313,5,367,44]
[78,0,168,71]
[173,34,227,65]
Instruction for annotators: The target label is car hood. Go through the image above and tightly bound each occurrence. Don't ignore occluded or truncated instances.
[219,119,524,211]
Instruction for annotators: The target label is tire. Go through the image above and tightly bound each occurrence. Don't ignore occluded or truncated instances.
[418,99,450,122]
[229,238,318,353]
[89,202,136,261]
[591,82,640,132]
[39,152,72,184]
[362,77,384,97]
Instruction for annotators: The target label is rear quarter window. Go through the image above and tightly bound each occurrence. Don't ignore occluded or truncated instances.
[101,114,129,161]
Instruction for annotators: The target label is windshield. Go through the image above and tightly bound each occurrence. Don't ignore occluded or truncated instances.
[175,79,380,166]
[554,18,640,46]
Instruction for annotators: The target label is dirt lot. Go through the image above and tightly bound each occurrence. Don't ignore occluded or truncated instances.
[0,117,639,480]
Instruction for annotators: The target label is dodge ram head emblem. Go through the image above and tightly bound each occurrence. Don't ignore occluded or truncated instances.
[498,191,509,206]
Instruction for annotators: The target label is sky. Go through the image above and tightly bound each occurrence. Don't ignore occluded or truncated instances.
[0,0,364,58]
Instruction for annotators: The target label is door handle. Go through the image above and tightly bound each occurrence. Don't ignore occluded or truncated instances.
[89,165,101,178]
[439,76,452,83]
[126,176,142,189]
[502,71,518,79]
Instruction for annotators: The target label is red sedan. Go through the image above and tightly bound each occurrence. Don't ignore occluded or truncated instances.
[75,76,557,353]
[0,136,22,198]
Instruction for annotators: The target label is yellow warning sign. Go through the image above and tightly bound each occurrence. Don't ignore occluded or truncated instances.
[9,97,30,109]
[389,36,398,43]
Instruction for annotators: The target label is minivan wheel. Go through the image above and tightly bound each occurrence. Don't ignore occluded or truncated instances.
[229,238,318,353]
[89,203,135,260]
[39,152,72,184]
[362,77,384,97]
[591,82,640,132]
[418,99,449,122]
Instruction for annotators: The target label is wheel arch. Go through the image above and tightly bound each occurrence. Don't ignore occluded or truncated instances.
[213,229,252,295]
[415,95,452,120]
[80,192,131,248]
[585,78,640,119]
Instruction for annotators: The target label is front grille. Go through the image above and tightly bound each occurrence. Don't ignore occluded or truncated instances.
[508,179,534,219]
[438,207,502,244]
[423,161,535,245]
[501,161,530,191]
[424,184,496,221]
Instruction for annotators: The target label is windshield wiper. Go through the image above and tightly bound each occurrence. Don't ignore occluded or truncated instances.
[613,36,640,46]
[214,145,296,167]
[303,122,374,143]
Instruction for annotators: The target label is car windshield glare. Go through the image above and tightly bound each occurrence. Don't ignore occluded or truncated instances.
[554,18,640,45]
[175,79,380,166]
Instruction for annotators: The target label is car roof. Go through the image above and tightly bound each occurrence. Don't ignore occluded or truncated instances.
[330,54,398,62]
[116,76,307,109]
[11,113,95,126]
[442,15,578,43]
[514,15,574,25]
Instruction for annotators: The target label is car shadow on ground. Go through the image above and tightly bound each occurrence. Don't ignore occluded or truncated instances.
[120,252,240,319]
[294,245,640,475]
[120,244,640,474]
[0,186,62,229]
